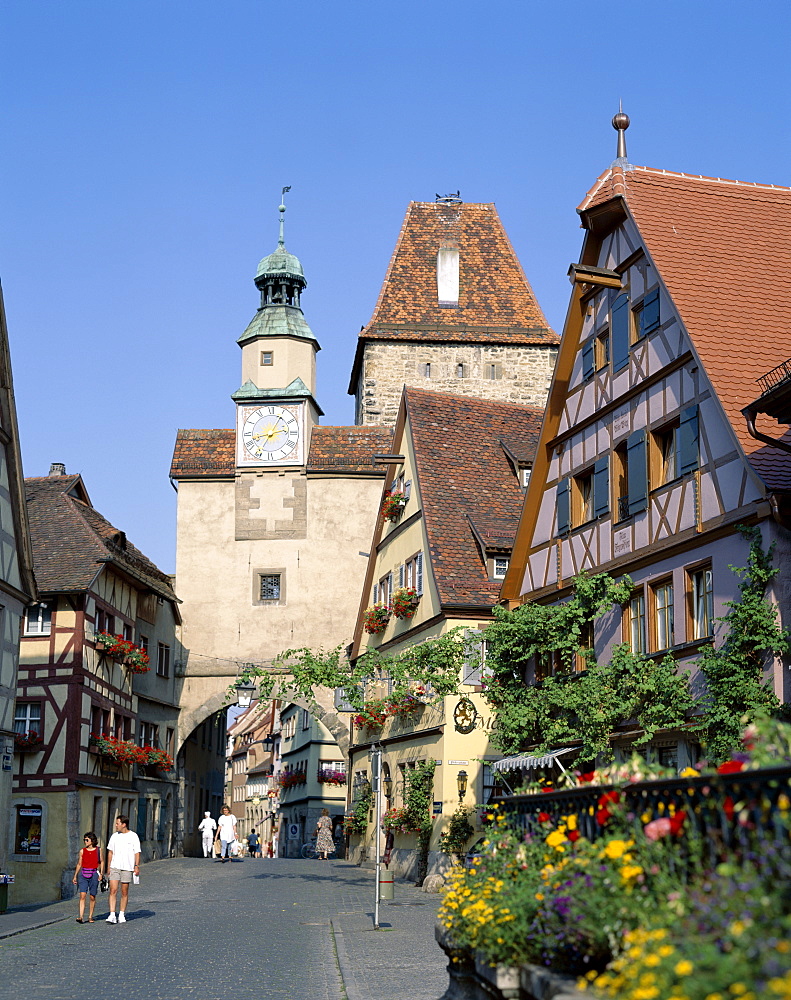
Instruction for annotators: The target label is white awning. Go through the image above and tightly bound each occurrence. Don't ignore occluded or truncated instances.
[491,747,577,772]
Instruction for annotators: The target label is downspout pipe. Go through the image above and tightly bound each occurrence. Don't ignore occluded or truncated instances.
[742,404,791,455]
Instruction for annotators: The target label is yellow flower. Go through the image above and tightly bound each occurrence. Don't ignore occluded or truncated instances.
[778,793,790,811]
[621,864,644,882]
[643,954,661,967]
[776,940,791,954]
[545,830,567,849]
[674,960,694,976]
[535,892,544,901]
[730,986,748,996]
[704,994,724,1000]
[632,988,659,999]
[565,813,578,831]
[602,839,631,860]
[658,945,674,957]
[729,920,747,936]
[679,766,698,778]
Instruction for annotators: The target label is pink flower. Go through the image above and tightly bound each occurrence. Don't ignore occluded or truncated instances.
[643,817,672,841]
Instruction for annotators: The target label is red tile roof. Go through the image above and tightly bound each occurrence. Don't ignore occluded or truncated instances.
[306,426,392,475]
[25,475,176,599]
[405,388,543,607]
[360,202,557,344]
[170,429,235,479]
[170,426,392,478]
[579,164,791,489]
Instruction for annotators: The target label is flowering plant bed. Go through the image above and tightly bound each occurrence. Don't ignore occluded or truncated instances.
[95,632,151,673]
[362,603,391,634]
[353,697,390,732]
[439,719,791,999]
[89,733,146,765]
[14,731,44,750]
[141,746,174,770]
[317,768,347,785]
[391,586,420,619]
[381,807,423,835]
[279,771,307,789]
[380,490,407,522]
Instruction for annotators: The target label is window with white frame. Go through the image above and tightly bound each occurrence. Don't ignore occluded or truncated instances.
[14,702,42,737]
[689,565,713,640]
[301,708,311,730]
[492,557,509,579]
[24,602,52,636]
[405,553,423,595]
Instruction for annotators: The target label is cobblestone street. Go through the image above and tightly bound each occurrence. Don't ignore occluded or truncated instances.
[0,858,448,1000]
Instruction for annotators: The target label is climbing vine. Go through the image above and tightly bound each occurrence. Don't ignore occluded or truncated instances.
[696,526,790,762]
[404,759,435,884]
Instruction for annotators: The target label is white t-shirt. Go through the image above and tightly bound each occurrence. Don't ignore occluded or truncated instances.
[107,830,141,872]
[198,818,216,834]
[217,814,237,841]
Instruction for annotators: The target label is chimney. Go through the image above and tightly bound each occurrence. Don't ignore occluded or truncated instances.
[49,462,66,477]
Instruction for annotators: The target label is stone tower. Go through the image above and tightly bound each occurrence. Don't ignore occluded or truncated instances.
[348,196,559,426]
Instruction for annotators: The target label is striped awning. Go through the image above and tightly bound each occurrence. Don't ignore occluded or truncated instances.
[491,747,577,772]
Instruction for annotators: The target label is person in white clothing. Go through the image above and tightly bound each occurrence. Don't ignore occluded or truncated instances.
[105,815,141,923]
[198,812,216,858]
[215,806,237,862]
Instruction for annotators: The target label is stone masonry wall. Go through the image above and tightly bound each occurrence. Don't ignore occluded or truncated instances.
[355,341,558,425]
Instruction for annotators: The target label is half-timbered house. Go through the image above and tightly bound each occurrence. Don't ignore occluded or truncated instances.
[0,286,36,883]
[348,387,543,878]
[501,115,791,768]
[10,468,182,904]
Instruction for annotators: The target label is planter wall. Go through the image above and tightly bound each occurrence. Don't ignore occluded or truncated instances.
[435,926,595,1000]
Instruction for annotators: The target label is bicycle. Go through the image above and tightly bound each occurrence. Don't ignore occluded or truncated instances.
[300,840,317,859]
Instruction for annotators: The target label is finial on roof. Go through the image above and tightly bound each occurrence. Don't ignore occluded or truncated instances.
[611,102,631,165]
[278,185,291,248]
[435,191,461,205]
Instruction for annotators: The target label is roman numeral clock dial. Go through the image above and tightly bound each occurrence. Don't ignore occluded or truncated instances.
[237,404,303,466]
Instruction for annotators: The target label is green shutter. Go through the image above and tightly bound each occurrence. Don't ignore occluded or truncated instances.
[582,340,595,380]
[556,478,570,535]
[627,430,648,515]
[679,405,699,475]
[612,294,630,372]
[593,456,610,518]
[642,288,660,334]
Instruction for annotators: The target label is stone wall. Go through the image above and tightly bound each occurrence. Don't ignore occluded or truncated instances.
[355,341,558,425]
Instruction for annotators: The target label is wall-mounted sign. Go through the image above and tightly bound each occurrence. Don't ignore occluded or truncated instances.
[432,801,443,815]
[287,823,300,839]
[453,698,478,734]
[448,760,469,766]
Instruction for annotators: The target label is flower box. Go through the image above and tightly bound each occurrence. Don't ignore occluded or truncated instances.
[362,603,391,634]
[279,771,307,789]
[89,733,147,765]
[94,632,151,673]
[391,586,420,619]
[380,491,407,522]
[14,731,44,751]
[317,769,347,785]
[140,746,174,771]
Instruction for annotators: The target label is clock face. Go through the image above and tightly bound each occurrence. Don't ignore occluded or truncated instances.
[237,403,302,465]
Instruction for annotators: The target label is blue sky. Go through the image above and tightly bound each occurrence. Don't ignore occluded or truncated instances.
[2,1,789,571]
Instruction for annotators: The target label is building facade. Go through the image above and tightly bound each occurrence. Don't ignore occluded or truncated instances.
[0,286,37,881]
[348,387,543,878]
[348,197,559,426]
[9,469,182,904]
[502,118,791,766]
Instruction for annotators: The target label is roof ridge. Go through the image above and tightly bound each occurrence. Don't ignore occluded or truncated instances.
[403,384,544,413]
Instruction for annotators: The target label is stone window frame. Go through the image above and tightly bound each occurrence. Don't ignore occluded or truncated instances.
[253,569,287,607]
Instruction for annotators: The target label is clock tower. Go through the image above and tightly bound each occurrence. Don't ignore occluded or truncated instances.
[233,197,322,468]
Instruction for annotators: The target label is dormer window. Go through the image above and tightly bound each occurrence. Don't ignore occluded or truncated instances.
[492,557,509,579]
[437,247,459,308]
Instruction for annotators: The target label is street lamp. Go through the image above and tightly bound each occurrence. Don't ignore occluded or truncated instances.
[235,677,257,707]
[456,769,468,802]
[383,773,392,801]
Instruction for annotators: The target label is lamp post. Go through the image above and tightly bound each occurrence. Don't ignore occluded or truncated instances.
[457,769,468,802]
[235,678,257,708]
[382,773,392,802]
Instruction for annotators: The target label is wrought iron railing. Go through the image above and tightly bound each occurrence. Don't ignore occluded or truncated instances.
[616,495,630,522]
[494,765,791,869]
[758,357,791,395]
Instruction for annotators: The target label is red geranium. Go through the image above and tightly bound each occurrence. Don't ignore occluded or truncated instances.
[567,829,580,842]
[668,810,687,836]
[537,812,551,823]
[595,789,621,827]
[723,796,735,821]
[717,760,745,774]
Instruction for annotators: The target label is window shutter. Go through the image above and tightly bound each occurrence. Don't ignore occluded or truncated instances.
[626,430,648,515]
[373,584,378,603]
[611,294,630,372]
[642,288,660,334]
[416,553,423,595]
[582,339,595,380]
[593,456,610,518]
[462,631,483,686]
[556,478,570,535]
[398,564,404,588]
[678,405,699,476]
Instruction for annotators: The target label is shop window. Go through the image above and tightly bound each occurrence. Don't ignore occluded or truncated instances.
[14,804,43,855]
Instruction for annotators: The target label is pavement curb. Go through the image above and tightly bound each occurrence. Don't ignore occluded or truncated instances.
[331,917,364,1000]
[0,913,69,940]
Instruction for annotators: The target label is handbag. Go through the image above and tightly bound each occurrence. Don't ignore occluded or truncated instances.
[99,875,108,893]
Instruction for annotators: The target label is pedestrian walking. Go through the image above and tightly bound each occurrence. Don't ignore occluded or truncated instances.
[247,828,260,858]
[215,805,237,862]
[315,808,334,861]
[105,815,141,923]
[198,811,216,857]
[72,831,103,923]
